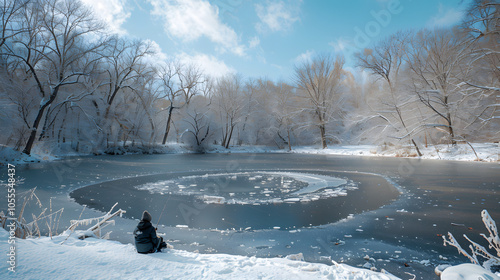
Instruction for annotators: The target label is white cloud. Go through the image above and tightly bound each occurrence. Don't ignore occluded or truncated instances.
[427,4,464,28]
[294,50,314,64]
[143,39,168,66]
[81,0,131,34]
[329,38,352,54]
[256,1,301,33]
[249,36,260,49]
[148,0,245,56]
[176,52,236,78]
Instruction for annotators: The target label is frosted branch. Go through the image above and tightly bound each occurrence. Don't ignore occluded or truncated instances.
[442,209,500,272]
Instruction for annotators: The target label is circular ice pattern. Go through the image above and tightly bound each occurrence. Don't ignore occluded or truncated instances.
[135,172,356,205]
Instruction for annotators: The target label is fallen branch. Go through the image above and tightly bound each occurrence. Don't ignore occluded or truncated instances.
[61,203,126,244]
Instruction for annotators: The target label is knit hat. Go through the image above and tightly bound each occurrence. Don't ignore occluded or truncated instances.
[142,210,152,222]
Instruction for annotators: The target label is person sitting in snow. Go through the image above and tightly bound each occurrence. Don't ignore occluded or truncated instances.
[134,210,167,254]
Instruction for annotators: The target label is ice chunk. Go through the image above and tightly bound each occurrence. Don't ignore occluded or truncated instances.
[285,253,304,261]
[199,195,225,204]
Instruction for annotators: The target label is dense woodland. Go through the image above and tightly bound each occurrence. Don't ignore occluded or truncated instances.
[0,0,498,155]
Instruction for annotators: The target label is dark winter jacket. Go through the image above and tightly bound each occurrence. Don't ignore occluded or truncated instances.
[133,220,159,253]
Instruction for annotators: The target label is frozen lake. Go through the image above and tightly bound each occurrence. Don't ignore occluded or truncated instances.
[3,153,499,279]
[70,170,399,230]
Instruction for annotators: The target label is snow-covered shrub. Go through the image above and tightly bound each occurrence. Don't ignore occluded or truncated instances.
[61,203,125,243]
[442,210,500,272]
[393,145,418,158]
[103,143,176,155]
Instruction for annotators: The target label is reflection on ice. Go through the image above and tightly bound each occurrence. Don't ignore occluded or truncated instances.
[135,171,356,205]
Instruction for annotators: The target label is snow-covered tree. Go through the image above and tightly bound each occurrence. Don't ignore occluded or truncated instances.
[405,28,470,145]
[157,62,206,144]
[294,54,346,149]
[263,80,298,150]
[0,0,30,48]
[182,95,213,151]
[1,0,104,155]
[93,38,156,149]
[355,31,422,155]
[459,0,500,139]
[211,74,244,148]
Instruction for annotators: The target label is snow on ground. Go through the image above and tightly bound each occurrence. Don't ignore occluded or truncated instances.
[286,143,500,162]
[0,229,399,280]
[0,145,56,165]
[440,264,500,280]
[0,142,191,166]
[204,143,499,162]
[2,142,498,166]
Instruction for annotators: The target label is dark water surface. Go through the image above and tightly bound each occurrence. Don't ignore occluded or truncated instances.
[2,153,499,279]
[70,170,400,230]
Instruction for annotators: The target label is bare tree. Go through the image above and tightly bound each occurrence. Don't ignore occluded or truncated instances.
[459,1,500,135]
[1,0,104,155]
[182,96,212,150]
[405,28,480,145]
[294,54,345,149]
[101,39,155,118]
[266,81,297,151]
[356,31,422,155]
[237,78,258,145]
[157,62,205,144]
[93,38,155,148]
[462,0,499,43]
[212,74,243,149]
[0,0,30,48]
[132,73,165,145]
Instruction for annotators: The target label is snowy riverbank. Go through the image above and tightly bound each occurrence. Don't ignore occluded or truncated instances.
[1,142,499,166]
[286,143,500,162]
[0,229,400,279]
[2,228,498,279]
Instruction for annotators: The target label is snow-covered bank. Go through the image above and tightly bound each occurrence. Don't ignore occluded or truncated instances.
[0,229,399,280]
[2,142,498,166]
[205,142,499,162]
[439,264,500,280]
[282,143,500,162]
[0,143,191,166]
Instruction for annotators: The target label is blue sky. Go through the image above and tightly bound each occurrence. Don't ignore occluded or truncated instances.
[82,0,470,82]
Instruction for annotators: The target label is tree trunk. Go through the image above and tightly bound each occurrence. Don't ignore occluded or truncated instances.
[287,128,292,151]
[221,121,228,147]
[447,113,456,145]
[411,139,423,157]
[23,87,60,155]
[225,125,234,149]
[319,124,327,149]
[22,107,45,155]
[162,106,174,145]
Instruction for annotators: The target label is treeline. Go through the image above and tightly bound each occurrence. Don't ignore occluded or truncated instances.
[0,0,498,156]
[353,1,499,153]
